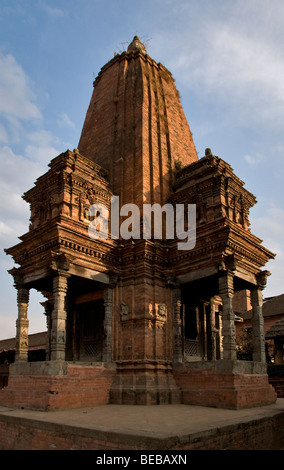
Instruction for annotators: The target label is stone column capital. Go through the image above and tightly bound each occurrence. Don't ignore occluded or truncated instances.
[218,270,234,297]
[218,255,237,274]
[109,274,119,288]
[255,270,270,291]
[49,252,71,273]
[16,286,30,305]
[8,267,24,288]
[165,273,179,289]
[52,271,70,292]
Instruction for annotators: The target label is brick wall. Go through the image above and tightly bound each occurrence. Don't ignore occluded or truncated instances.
[172,413,284,450]
[174,367,277,409]
[0,408,283,450]
[233,289,251,314]
[269,378,284,398]
[0,364,116,411]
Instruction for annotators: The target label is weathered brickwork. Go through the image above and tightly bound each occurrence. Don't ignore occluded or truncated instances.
[172,415,284,450]
[269,378,284,398]
[174,367,277,409]
[0,364,115,411]
[0,409,283,450]
[78,41,198,207]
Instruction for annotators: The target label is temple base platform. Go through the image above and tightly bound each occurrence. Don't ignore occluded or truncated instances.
[0,360,277,411]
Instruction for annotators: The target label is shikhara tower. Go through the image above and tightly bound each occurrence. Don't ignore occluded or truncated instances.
[2,37,276,409]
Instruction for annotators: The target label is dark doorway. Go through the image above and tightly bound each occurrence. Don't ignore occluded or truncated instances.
[76,299,104,361]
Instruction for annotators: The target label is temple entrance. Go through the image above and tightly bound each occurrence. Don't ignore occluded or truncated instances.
[180,278,223,362]
[182,304,201,360]
[64,276,107,363]
[77,300,104,362]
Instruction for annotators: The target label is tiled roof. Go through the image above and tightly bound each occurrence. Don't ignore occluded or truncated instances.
[0,331,47,352]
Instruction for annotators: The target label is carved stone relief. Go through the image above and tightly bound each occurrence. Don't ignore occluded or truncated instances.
[148,302,167,324]
[120,302,129,320]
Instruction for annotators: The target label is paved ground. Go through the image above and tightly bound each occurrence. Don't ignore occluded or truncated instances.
[0,398,283,444]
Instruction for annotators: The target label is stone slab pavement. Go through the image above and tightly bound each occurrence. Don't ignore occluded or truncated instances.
[0,398,283,450]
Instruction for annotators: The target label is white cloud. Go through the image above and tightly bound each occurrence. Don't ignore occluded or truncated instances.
[244,154,265,167]
[0,123,8,143]
[182,30,283,119]
[0,148,50,338]
[0,145,44,190]
[0,52,64,168]
[25,143,60,165]
[0,52,63,257]
[153,0,284,127]
[251,207,284,247]
[57,112,75,129]
[0,51,42,121]
[0,220,14,237]
[0,49,64,340]
[25,129,61,164]
[0,145,49,254]
[0,144,57,339]
[0,147,42,257]
[40,2,67,18]
[262,248,284,298]
[250,207,284,297]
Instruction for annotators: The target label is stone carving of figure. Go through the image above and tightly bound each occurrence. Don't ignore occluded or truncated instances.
[120,302,129,320]
[157,303,167,319]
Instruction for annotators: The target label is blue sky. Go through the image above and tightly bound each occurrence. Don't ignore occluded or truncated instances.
[0,0,283,339]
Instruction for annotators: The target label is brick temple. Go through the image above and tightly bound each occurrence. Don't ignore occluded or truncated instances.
[1,36,277,410]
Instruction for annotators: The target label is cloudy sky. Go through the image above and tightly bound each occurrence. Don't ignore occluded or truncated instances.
[0,0,283,339]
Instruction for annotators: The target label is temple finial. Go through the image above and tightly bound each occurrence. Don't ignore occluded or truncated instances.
[127,35,147,54]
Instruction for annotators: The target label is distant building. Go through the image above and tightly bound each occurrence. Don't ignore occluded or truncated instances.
[235,294,284,362]
[0,332,46,388]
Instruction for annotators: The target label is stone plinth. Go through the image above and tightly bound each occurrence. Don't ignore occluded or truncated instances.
[109,360,181,405]
[0,362,116,411]
[174,360,277,409]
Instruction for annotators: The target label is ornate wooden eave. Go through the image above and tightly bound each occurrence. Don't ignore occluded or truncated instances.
[5,149,118,287]
[168,150,275,285]
[224,219,275,269]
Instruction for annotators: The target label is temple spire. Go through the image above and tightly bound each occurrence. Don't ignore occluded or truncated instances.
[127,35,147,54]
[78,35,198,207]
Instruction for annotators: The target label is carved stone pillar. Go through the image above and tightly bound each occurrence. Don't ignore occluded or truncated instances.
[250,272,268,363]
[250,288,265,362]
[218,271,236,360]
[173,289,183,364]
[41,299,53,360]
[201,302,208,360]
[50,273,69,361]
[210,298,217,360]
[103,288,113,362]
[15,287,30,362]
